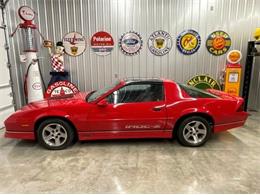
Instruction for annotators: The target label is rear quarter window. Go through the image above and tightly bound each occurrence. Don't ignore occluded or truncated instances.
[179,84,217,98]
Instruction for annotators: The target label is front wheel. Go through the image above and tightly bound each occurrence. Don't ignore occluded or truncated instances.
[37,118,75,150]
[176,116,212,147]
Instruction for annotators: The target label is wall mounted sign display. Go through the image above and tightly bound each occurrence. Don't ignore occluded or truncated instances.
[119,31,143,55]
[226,50,242,64]
[206,30,231,56]
[91,31,114,56]
[62,32,86,56]
[44,81,80,98]
[176,29,201,55]
[148,30,172,56]
[187,74,221,90]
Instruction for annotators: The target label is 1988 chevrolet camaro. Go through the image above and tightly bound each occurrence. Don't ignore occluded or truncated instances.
[4,79,248,150]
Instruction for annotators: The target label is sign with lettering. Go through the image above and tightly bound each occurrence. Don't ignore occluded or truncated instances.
[63,32,86,56]
[44,81,80,98]
[148,30,172,56]
[91,31,114,55]
[176,29,201,55]
[187,75,221,90]
[206,31,231,56]
[119,31,143,55]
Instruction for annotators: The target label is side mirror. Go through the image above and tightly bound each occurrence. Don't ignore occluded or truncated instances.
[97,99,108,107]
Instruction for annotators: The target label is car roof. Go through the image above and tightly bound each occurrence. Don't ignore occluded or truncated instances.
[122,78,176,85]
[123,78,163,84]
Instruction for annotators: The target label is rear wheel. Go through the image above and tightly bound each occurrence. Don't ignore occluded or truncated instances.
[176,116,212,147]
[37,118,75,150]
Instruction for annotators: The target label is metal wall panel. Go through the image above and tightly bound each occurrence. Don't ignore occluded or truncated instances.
[5,0,260,108]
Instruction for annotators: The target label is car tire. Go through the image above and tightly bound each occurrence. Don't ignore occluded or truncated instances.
[176,116,212,147]
[37,118,75,150]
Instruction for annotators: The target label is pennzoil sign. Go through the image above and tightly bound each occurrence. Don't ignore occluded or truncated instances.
[187,75,221,90]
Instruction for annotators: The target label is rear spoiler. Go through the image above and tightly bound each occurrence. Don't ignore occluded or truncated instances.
[206,89,243,101]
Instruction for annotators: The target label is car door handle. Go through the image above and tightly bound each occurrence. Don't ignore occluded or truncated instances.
[152,105,164,111]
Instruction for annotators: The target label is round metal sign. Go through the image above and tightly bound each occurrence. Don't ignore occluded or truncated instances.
[206,30,231,56]
[62,32,86,56]
[148,30,172,56]
[187,75,221,90]
[18,6,35,22]
[176,29,201,55]
[226,50,242,64]
[44,81,80,98]
[119,31,143,55]
[91,31,114,56]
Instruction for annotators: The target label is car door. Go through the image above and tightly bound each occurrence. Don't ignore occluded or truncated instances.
[86,82,167,133]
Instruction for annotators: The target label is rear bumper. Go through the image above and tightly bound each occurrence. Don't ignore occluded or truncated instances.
[5,130,35,140]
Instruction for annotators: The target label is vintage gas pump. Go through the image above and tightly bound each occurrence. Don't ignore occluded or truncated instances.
[10,6,44,103]
[224,50,242,96]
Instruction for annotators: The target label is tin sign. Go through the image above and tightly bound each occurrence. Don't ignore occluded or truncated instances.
[119,31,143,55]
[148,30,172,56]
[206,30,231,56]
[187,74,221,90]
[63,32,86,56]
[91,31,114,56]
[44,81,80,98]
[176,29,201,55]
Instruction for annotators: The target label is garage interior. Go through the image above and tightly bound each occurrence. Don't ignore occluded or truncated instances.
[0,0,260,193]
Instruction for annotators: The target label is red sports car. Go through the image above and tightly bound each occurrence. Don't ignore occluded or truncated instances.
[4,79,248,150]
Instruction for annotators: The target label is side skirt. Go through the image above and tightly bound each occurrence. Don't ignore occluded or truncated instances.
[78,129,172,141]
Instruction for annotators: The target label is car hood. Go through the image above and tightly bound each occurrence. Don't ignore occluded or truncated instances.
[20,92,91,111]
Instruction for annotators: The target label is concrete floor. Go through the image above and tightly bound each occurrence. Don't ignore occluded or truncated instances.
[0,112,259,193]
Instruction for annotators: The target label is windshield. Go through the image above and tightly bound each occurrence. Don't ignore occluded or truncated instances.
[87,81,121,102]
[178,83,218,98]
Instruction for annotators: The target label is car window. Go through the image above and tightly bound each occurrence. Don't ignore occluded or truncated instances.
[87,81,120,102]
[179,84,217,98]
[107,83,164,104]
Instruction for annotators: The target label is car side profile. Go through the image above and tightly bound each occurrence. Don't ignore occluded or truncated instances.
[4,79,248,150]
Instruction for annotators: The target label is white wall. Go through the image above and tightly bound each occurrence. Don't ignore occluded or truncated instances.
[5,0,260,108]
[0,8,14,128]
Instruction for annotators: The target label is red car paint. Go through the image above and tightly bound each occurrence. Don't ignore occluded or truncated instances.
[4,79,248,141]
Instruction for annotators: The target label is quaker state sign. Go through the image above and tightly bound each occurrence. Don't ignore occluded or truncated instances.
[63,32,86,56]
[44,81,80,98]
[187,75,221,90]
[176,29,201,55]
[91,31,114,56]
[148,30,172,56]
[119,31,142,55]
[206,31,231,56]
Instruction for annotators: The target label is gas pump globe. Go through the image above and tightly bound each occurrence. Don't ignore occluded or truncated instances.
[11,6,44,103]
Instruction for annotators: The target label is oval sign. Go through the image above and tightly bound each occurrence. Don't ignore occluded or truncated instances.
[176,29,201,55]
[44,81,80,98]
[187,75,221,90]
[206,30,231,56]
[148,30,172,56]
[119,31,143,55]
[91,31,114,56]
[63,32,86,56]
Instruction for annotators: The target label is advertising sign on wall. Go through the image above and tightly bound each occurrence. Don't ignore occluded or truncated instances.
[63,32,86,56]
[176,29,201,55]
[44,81,80,98]
[91,31,114,56]
[206,31,231,56]
[119,31,143,55]
[187,75,221,90]
[148,30,172,56]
